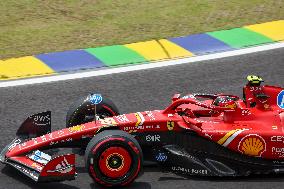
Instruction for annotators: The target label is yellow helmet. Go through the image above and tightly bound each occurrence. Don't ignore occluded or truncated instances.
[247,75,263,84]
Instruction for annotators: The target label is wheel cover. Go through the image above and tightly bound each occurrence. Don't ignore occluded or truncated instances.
[98,146,132,179]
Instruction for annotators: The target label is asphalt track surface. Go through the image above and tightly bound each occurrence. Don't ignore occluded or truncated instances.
[0,47,284,189]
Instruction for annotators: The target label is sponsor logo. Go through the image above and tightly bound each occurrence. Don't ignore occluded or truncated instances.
[57,130,65,136]
[145,111,156,120]
[273,160,284,164]
[115,114,129,123]
[146,135,160,142]
[238,134,266,157]
[100,117,117,126]
[167,121,175,131]
[31,163,43,171]
[69,125,84,133]
[249,86,262,92]
[50,138,72,146]
[89,94,103,105]
[277,90,284,109]
[155,153,167,162]
[182,94,196,99]
[8,138,21,151]
[47,157,73,174]
[40,135,47,142]
[123,125,160,132]
[172,166,208,175]
[264,104,270,109]
[13,164,38,180]
[33,114,51,126]
[241,110,251,116]
[29,150,51,165]
[271,136,284,143]
[272,147,284,158]
[135,112,145,126]
[272,126,278,130]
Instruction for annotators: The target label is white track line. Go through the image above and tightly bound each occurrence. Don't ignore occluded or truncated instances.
[1,42,283,88]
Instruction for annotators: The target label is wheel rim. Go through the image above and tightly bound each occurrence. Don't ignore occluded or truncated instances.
[98,146,132,179]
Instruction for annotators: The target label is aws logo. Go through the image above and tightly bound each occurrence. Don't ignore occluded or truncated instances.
[238,134,266,157]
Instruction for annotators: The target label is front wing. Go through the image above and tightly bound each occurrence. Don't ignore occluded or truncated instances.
[1,140,76,182]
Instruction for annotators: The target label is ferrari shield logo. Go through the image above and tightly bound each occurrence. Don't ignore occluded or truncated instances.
[167,121,174,131]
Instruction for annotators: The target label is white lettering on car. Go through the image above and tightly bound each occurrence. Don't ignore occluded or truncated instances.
[271,136,284,143]
[171,166,208,175]
[272,147,284,157]
[8,139,21,151]
[146,135,160,142]
[115,114,129,123]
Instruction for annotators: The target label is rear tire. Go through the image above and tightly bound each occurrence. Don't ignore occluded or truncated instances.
[85,130,143,187]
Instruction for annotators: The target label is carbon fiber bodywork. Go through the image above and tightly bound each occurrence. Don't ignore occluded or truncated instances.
[135,131,284,176]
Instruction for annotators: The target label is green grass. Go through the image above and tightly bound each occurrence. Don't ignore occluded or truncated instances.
[0,0,283,59]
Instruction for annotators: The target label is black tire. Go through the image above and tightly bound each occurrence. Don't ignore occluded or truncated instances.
[85,130,143,187]
[66,94,119,128]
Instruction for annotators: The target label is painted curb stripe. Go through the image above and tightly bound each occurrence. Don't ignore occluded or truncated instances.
[36,50,105,72]
[85,45,147,66]
[207,28,274,48]
[0,56,54,80]
[245,20,284,41]
[124,40,170,61]
[169,33,234,55]
[157,39,194,58]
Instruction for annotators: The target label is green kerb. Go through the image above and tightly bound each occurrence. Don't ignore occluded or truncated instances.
[207,28,273,48]
[85,45,147,67]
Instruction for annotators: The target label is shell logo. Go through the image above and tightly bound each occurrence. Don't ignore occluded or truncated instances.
[238,134,266,157]
[69,125,84,133]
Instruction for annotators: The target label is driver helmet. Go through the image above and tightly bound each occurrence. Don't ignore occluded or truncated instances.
[213,96,237,109]
[246,75,263,86]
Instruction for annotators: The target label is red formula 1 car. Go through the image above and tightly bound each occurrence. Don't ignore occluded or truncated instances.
[1,75,284,187]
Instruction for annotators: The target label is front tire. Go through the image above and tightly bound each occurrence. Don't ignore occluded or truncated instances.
[85,130,143,187]
[66,94,119,128]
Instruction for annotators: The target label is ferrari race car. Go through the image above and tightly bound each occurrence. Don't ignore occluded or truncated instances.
[1,75,284,187]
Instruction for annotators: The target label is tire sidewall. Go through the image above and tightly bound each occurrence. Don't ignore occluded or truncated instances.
[85,130,142,187]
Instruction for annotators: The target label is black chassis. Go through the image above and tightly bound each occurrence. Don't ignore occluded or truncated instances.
[132,131,284,177]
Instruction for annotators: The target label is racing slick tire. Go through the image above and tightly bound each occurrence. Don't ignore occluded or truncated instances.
[85,130,143,187]
[66,94,119,128]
